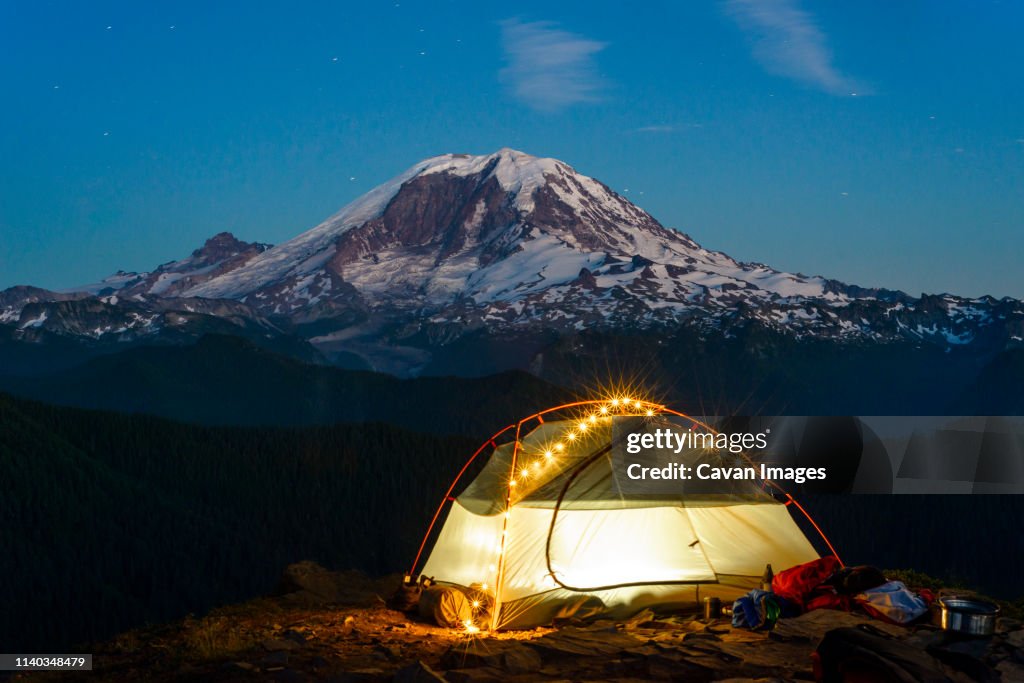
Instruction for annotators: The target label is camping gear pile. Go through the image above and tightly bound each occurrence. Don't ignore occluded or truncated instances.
[732,556,934,630]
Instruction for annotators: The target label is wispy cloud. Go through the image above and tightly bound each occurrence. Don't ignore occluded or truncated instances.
[634,124,703,133]
[499,19,607,112]
[724,0,862,95]
[636,125,677,133]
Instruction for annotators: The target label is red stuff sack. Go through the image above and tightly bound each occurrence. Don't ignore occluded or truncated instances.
[772,556,842,609]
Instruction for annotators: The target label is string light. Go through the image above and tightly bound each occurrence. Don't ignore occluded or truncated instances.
[470,394,666,633]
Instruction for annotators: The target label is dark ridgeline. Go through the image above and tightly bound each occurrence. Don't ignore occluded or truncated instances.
[2,332,1023,426]
[0,334,575,434]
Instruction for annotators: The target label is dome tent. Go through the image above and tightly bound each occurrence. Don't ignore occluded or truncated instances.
[410,399,832,631]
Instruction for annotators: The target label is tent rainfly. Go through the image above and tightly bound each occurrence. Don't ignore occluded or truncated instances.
[410,398,838,631]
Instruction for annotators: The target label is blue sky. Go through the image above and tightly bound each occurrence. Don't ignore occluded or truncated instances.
[2,1,1022,297]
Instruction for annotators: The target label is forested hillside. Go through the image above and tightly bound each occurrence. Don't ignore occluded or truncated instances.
[0,393,477,652]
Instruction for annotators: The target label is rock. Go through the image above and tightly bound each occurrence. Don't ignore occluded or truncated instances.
[340,615,356,636]
[443,668,505,683]
[440,640,540,674]
[260,651,290,668]
[224,661,258,673]
[373,644,402,661]
[495,644,542,674]
[997,660,1024,680]
[277,561,343,602]
[526,625,642,657]
[331,669,390,683]
[635,619,683,630]
[621,608,657,629]
[391,660,447,682]
[271,669,308,683]
[1005,627,1024,649]
[263,637,301,651]
[284,628,308,645]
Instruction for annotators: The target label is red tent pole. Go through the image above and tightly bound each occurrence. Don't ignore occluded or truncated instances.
[407,422,516,578]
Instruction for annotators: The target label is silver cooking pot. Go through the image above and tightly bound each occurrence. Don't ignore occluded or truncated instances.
[931,596,1000,636]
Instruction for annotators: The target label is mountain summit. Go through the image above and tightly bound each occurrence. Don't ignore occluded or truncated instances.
[2,149,1022,375]
[180,148,829,317]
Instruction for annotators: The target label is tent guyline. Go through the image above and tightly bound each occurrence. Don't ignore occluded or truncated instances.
[409,396,842,632]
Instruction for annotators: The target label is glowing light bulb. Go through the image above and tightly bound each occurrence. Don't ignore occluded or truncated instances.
[600,406,609,414]
[567,432,576,441]
[589,414,597,423]
[544,450,553,459]
[509,478,517,487]
[555,443,564,451]
[521,468,529,478]
[611,398,620,406]
[578,422,587,432]
[472,600,481,608]
[481,582,489,590]
[487,566,495,573]
[504,511,511,519]
[646,410,654,416]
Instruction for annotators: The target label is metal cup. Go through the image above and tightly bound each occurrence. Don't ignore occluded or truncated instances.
[703,596,721,621]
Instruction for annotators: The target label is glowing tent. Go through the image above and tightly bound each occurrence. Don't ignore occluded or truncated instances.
[410,399,834,631]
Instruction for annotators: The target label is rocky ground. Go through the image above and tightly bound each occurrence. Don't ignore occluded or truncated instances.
[13,563,1024,682]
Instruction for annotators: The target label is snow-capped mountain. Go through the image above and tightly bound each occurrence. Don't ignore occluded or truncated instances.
[182,149,838,318]
[2,149,1022,374]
